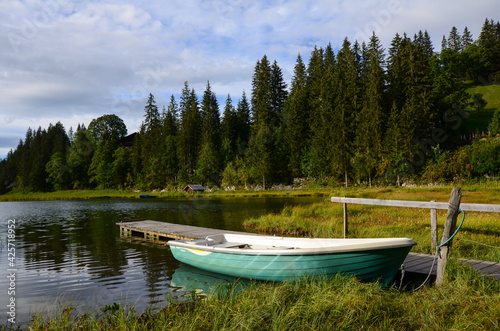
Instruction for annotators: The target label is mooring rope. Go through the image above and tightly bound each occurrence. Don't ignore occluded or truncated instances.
[413,210,466,291]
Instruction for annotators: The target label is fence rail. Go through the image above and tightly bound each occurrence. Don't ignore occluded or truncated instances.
[330,197,500,213]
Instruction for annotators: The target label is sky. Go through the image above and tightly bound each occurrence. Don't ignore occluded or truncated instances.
[1,0,499,159]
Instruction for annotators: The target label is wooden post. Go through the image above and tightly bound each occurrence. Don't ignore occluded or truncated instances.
[343,201,348,238]
[430,200,438,248]
[436,187,461,286]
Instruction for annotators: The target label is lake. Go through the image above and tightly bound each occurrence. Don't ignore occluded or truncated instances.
[0,196,321,324]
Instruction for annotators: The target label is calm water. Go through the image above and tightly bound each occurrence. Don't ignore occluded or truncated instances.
[0,197,321,324]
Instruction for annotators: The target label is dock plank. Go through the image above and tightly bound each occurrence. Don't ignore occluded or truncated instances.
[117,220,499,280]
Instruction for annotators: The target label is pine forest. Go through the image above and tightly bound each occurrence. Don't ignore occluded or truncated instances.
[1,18,500,193]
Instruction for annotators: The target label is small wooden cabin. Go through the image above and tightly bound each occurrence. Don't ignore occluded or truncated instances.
[184,185,205,193]
[119,132,137,149]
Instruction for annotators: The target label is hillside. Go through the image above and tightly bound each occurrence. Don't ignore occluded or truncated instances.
[465,84,500,134]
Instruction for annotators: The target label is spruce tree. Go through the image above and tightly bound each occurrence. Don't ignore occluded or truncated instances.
[161,96,179,184]
[331,38,358,186]
[251,55,272,131]
[235,91,251,154]
[247,56,287,186]
[448,26,462,51]
[462,27,474,50]
[305,46,328,178]
[354,33,385,185]
[140,93,163,188]
[177,82,201,182]
[283,54,309,177]
[196,81,221,186]
[220,94,238,167]
[270,60,288,127]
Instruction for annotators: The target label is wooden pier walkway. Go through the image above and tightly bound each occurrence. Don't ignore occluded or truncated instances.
[117,220,500,281]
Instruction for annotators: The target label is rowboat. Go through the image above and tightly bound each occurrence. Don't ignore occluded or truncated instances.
[167,234,416,286]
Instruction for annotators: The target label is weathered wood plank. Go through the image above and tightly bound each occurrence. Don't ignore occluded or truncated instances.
[430,200,438,248]
[330,197,500,212]
[343,201,348,238]
[436,187,461,286]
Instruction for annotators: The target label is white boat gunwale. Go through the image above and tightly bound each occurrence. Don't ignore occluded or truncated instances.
[167,233,417,256]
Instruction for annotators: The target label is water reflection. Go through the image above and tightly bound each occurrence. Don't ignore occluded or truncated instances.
[170,265,253,297]
[0,197,322,324]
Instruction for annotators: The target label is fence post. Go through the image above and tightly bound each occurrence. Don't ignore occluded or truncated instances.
[430,200,437,248]
[436,187,461,286]
[343,199,348,238]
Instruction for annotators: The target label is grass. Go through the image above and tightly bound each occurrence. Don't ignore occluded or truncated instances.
[0,187,330,202]
[4,264,500,330]
[465,84,500,133]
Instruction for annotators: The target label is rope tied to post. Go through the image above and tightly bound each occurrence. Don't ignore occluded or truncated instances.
[414,210,466,291]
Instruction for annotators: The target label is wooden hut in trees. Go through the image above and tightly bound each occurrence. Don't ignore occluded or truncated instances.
[183,185,205,193]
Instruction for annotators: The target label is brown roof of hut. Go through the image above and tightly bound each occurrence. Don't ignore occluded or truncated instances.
[184,185,205,193]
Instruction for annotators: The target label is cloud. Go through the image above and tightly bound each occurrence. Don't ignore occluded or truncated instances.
[1,0,499,159]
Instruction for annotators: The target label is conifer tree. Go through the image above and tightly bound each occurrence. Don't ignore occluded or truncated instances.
[200,81,220,150]
[270,60,288,127]
[414,30,434,59]
[354,33,385,185]
[479,18,500,79]
[177,82,201,182]
[385,35,435,181]
[235,91,251,154]
[251,55,272,131]
[140,93,163,188]
[283,54,309,177]
[270,60,289,182]
[331,38,359,186]
[196,81,221,186]
[305,46,328,178]
[161,96,179,184]
[220,94,238,167]
[448,26,462,51]
[248,56,287,186]
[462,27,474,50]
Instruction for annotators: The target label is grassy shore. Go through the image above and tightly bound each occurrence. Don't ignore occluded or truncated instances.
[2,184,500,330]
[4,261,500,330]
[0,187,329,202]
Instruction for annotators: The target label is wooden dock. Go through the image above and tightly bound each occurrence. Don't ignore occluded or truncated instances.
[117,220,500,281]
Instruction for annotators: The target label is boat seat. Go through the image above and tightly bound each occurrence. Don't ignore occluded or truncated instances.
[214,242,249,248]
[248,245,295,250]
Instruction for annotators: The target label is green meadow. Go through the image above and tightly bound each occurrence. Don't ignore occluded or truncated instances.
[465,84,500,133]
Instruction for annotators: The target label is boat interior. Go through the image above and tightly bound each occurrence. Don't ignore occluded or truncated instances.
[188,234,296,250]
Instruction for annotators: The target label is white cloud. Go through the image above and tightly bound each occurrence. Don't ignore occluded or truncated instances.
[1,0,499,158]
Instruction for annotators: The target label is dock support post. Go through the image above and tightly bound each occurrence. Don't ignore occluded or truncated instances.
[430,200,437,248]
[343,199,348,238]
[436,187,461,286]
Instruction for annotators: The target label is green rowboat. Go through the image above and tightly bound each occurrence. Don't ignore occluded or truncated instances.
[167,234,416,286]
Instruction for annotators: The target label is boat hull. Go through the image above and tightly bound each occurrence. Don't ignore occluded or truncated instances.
[169,244,414,286]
